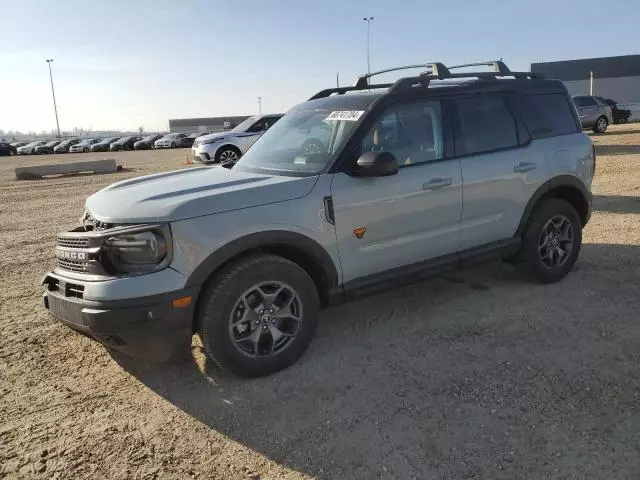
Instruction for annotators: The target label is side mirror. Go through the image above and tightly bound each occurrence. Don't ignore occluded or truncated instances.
[352,151,398,177]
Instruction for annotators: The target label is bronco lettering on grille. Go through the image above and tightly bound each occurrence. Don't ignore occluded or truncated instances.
[55,248,88,261]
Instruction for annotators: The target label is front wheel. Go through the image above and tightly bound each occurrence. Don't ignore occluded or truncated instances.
[515,198,582,283]
[592,116,608,133]
[83,147,89,153]
[197,254,320,377]
[215,146,241,166]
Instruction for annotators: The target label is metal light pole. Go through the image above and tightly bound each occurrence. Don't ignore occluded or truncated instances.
[363,17,374,74]
[46,59,61,138]
[257,96,262,115]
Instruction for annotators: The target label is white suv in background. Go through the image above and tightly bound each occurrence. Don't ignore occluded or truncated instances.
[192,114,282,165]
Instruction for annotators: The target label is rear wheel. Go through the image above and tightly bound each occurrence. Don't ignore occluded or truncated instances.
[83,147,89,153]
[592,116,608,133]
[515,198,582,283]
[197,254,320,377]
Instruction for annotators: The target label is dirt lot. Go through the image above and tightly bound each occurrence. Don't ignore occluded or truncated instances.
[1,128,639,480]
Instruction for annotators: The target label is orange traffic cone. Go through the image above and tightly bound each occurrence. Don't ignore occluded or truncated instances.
[184,152,193,165]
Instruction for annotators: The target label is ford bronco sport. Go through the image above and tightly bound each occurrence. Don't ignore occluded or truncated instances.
[43,61,594,377]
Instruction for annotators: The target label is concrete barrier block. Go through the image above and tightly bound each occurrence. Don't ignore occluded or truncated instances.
[15,159,118,180]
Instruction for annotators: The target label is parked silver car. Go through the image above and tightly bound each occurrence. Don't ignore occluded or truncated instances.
[572,95,613,133]
[192,114,283,165]
[69,138,101,153]
[154,133,189,149]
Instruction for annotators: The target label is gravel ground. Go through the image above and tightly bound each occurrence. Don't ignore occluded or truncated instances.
[1,126,639,480]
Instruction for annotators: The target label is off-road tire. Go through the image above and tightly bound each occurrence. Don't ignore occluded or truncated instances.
[515,198,582,283]
[196,254,320,377]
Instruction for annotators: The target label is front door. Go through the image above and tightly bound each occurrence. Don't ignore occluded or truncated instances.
[331,99,463,284]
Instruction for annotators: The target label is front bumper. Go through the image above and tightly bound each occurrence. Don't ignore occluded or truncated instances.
[42,272,199,361]
[192,144,218,163]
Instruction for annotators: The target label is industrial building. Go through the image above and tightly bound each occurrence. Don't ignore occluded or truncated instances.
[531,55,640,108]
[168,115,252,133]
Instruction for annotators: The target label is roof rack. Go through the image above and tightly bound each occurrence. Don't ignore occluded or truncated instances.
[309,60,545,100]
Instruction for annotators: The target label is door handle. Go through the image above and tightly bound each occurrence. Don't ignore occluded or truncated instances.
[513,162,537,173]
[423,177,453,190]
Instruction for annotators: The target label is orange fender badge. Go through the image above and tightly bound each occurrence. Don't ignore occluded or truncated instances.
[353,227,367,239]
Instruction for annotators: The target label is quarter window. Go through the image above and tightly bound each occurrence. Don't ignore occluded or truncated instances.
[455,96,518,155]
[519,94,579,139]
[360,100,444,167]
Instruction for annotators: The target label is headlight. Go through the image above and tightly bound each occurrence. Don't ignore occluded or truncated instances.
[203,137,224,145]
[104,230,167,273]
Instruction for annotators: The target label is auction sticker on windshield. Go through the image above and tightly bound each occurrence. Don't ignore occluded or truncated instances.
[325,111,365,121]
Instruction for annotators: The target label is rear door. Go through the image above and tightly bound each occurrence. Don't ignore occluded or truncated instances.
[454,95,549,250]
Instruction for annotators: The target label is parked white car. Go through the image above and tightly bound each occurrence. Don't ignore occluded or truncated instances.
[192,114,282,165]
[17,141,47,155]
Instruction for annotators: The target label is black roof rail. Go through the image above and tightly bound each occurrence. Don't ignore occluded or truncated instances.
[308,83,395,101]
[308,60,544,100]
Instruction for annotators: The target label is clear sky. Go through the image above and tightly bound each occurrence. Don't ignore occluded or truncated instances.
[1,0,639,133]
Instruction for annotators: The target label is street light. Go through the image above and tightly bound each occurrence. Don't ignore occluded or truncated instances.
[363,17,374,74]
[45,59,61,138]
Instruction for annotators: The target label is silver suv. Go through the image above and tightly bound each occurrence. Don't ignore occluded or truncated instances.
[43,61,594,377]
[573,95,613,133]
[192,114,283,166]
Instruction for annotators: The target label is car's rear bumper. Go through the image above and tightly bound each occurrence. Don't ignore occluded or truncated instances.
[42,272,199,361]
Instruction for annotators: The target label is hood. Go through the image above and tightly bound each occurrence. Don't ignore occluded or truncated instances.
[196,131,258,144]
[85,166,318,223]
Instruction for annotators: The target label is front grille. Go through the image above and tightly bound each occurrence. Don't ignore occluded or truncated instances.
[57,236,89,248]
[57,258,90,273]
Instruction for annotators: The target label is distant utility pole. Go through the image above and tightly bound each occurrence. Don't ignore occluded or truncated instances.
[46,59,61,138]
[589,71,594,96]
[257,96,262,115]
[336,73,340,88]
[363,16,374,74]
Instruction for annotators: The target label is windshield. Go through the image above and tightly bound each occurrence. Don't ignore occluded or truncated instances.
[26,141,44,147]
[233,108,360,176]
[77,139,92,145]
[231,116,260,132]
[141,135,156,141]
[45,141,58,146]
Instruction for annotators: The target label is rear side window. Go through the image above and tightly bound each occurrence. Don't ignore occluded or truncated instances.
[575,96,597,107]
[454,96,518,156]
[519,94,579,139]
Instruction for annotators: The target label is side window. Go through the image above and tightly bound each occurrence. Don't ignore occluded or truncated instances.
[519,94,579,139]
[455,96,517,156]
[264,116,281,129]
[573,97,585,108]
[360,100,444,167]
[248,120,266,133]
